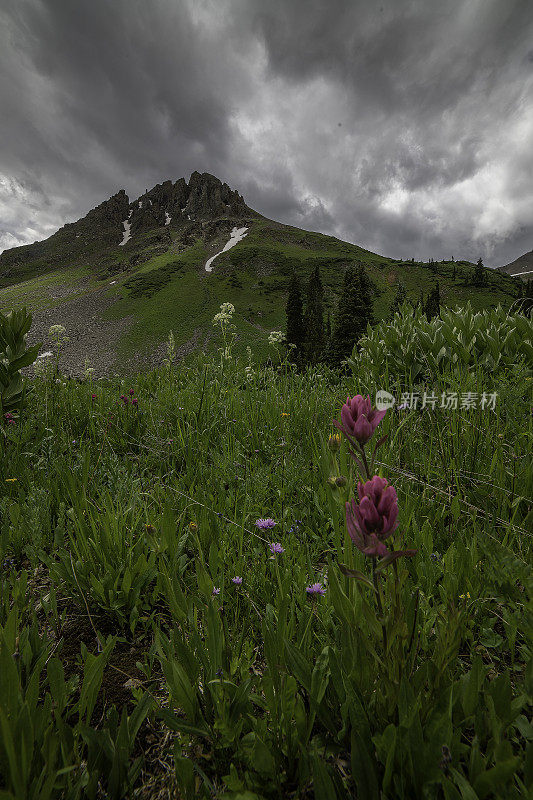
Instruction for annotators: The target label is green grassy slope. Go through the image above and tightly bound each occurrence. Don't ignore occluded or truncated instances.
[103,217,521,364]
[0,212,522,369]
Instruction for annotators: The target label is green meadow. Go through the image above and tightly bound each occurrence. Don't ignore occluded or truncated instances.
[0,303,531,799]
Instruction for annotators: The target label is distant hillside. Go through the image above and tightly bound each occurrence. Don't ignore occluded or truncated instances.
[0,172,522,375]
[496,249,533,282]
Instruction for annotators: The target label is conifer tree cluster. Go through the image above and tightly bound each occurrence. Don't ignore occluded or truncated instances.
[285,264,372,368]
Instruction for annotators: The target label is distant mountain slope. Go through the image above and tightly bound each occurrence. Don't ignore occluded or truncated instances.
[0,172,258,287]
[0,172,522,375]
[496,250,533,281]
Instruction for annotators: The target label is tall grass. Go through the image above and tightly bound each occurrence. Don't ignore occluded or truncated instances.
[0,328,531,798]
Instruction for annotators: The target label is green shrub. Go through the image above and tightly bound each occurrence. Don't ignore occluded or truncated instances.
[347,302,533,384]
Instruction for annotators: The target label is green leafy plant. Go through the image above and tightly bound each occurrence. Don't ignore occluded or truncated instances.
[0,307,40,416]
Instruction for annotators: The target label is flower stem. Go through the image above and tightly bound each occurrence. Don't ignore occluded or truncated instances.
[372,559,388,654]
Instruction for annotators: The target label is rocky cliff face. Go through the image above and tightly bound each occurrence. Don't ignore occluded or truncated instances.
[128,172,254,235]
[0,172,258,285]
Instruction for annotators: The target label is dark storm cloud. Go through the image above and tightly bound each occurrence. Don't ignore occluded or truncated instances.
[1,0,532,266]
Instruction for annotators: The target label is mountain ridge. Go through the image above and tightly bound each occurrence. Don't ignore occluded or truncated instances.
[0,172,262,286]
[496,249,533,281]
[0,171,522,375]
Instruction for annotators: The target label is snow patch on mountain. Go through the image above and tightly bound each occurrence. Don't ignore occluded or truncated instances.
[205,226,248,272]
[119,209,133,246]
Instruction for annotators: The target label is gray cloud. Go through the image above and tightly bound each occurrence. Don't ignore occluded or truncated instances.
[1,0,532,266]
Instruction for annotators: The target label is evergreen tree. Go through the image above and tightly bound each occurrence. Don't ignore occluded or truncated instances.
[424,281,441,320]
[328,267,367,366]
[303,265,326,365]
[388,281,407,319]
[285,271,305,364]
[472,257,486,287]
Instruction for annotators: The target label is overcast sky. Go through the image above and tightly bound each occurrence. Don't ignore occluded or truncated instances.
[1,0,532,267]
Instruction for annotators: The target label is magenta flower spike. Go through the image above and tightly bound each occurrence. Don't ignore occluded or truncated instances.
[334,394,386,445]
[345,476,415,561]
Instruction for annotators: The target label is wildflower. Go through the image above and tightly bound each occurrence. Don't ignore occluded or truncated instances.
[268,542,284,556]
[5,478,17,483]
[345,476,416,560]
[459,592,471,599]
[48,324,66,337]
[334,395,387,445]
[145,524,155,534]
[132,398,138,406]
[91,394,96,401]
[268,330,285,345]
[212,587,221,596]
[129,388,134,396]
[256,518,277,530]
[328,433,342,452]
[328,475,347,489]
[232,576,243,586]
[123,397,129,405]
[189,521,198,533]
[281,412,289,417]
[306,582,326,597]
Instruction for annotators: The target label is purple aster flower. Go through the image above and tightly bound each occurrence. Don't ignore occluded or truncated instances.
[306,582,326,597]
[232,576,243,586]
[212,587,220,596]
[256,518,277,530]
[268,542,284,556]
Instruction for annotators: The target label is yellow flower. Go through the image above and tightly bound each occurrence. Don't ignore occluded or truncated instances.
[145,523,156,535]
[5,478,17,483]
[459,592,471,599]
[281,412,289,417]
[189,521,198,533]
[328,433,342,452]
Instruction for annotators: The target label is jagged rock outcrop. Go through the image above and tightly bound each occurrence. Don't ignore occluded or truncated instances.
[0,172,259,285]
[183,171,249,218]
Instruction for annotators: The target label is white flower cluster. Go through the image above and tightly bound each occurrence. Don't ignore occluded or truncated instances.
[48,324,66,338]
[268,330,285,345]
[213,302,236,327]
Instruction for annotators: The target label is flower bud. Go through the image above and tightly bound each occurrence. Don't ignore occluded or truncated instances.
[328,433,342,452]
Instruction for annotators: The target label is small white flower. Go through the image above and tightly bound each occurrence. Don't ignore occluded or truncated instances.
[48,324,66,337]
[268,330,286,345]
